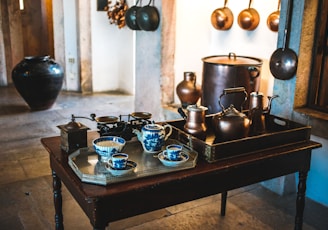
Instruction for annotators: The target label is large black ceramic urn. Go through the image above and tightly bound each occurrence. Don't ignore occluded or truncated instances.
[12,55,64,111]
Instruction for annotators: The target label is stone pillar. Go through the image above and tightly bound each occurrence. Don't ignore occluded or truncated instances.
[135,1,164,121]
[52,0,66,88]
[263,0,308,196]
[53,0,93,93]
[77,0,92,93]
[161,0,176,105]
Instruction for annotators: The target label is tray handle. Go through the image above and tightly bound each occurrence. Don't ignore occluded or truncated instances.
[273,117,287,127]
[175,132,194,148]
[68,159,83,178]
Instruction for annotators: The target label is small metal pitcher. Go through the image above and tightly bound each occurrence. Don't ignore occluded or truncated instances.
[248,92,278,135]
[178,105,208,140]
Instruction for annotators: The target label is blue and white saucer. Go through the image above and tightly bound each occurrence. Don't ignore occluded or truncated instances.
[106,160,137,176]
[158,151,189,167]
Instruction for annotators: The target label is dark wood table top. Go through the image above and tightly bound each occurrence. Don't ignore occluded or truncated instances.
[41,131,321,229]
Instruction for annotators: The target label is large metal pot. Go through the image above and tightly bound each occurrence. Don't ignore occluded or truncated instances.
[201,53,262,114]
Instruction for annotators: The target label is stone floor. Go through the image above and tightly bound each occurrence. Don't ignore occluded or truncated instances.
[0,85,328,230]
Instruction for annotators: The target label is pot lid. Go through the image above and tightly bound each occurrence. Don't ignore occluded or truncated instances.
[224,104,247,117]
[57,121,89,132]
[202,52,262,66]
[186,104,208,112]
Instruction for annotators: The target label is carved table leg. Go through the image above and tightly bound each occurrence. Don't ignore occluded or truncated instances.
[52,169,64,230]
[221,191,228,216]
[295,171,308,230]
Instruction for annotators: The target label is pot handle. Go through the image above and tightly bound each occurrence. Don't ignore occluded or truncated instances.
[218,87,248,111]
[177,108,187,120]
[163,124,173,141]
[248,66,261,78]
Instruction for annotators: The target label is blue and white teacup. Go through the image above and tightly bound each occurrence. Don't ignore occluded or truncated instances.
[110,153,129,169]
[165,144,183,161]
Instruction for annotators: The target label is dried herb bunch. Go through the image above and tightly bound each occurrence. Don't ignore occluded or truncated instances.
[107,0,128,29]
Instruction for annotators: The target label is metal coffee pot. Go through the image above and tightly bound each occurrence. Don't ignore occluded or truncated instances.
[212,87,251,141]
[248,92,278,135]
[178,104,208,140]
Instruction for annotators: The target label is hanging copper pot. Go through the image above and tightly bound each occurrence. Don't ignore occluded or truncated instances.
[267,0,281,32]
[211,0,234,30]
[238,0,260,31]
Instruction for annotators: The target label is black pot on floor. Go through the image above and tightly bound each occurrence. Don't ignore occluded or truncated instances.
[12,55,64,111]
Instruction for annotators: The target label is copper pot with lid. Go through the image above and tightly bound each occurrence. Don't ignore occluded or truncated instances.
[201,52,262,114]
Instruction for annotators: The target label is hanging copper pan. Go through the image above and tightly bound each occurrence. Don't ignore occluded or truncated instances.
[211,0,234,30]
[267,0,281,32]
[238,0,260,31]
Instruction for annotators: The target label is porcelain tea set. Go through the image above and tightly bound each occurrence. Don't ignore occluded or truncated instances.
[92,120,190,176]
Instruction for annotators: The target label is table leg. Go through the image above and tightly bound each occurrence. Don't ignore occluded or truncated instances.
[295,171,308,230]
[52,169,64,230]
[220,191,228,216]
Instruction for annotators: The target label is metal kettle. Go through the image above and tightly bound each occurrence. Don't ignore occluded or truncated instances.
[212,87,251,141]
[178,104,208,140]
[248,92,278,135]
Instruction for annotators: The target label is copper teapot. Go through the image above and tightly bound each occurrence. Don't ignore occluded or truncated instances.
[178,104,208,140]
[212,87,251,141]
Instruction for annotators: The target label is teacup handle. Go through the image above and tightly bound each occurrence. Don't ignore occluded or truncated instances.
[162,150,168,156]
[163,124,173,141]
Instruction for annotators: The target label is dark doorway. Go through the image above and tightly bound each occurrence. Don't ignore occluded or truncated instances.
[20,0,54,57]
[0,0,54,84]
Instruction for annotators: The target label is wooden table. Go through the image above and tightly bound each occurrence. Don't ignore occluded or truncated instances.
[41,132,321,230]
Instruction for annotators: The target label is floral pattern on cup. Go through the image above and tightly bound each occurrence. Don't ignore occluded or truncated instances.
[133,124,173,153]
[164,144,183,161]
[110,153,129,170]
[93,136,126,162]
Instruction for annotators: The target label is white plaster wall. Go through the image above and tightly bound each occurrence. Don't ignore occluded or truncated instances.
[91,0,134,94]
[174,0,279,104]
[88,0,278,98]
[87,0,278,98]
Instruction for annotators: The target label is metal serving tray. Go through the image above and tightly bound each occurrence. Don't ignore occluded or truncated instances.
[166,114,311,163]
[68,139,198,186]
